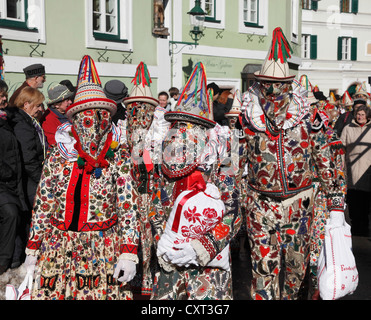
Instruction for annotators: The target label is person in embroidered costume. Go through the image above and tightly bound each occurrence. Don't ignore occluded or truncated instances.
[240,27,346,300]
[122,62,168,296]
[300,75,347,299]
[23,55,140,300]
[150,62,241,300]
[225,91,249,260]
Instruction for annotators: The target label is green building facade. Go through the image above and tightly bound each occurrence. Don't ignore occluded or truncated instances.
[0,0,302,98]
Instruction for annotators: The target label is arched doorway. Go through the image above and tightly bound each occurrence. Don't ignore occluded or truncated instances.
[241,64,261,92]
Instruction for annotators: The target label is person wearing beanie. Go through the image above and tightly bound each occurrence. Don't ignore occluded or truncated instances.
[240,27,346,300]
[9,63,46,106]
[40,84,74,147]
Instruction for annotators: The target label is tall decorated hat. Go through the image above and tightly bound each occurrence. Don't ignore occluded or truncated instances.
[354,81,369,98]
[299,74,318,105]
[66,55,117,122]
[225,90,242,117]
[165,62,216,128]
[329,91,336,105]
[342,91,353,107]
[123,62,159,107]
[255,27,295,82]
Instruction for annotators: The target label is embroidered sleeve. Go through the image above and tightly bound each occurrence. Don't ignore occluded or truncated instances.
[149,171,173,246]
[116,147,140,263]
[310,118,346,212]
[191,175,242,265]
[26,149,57,256]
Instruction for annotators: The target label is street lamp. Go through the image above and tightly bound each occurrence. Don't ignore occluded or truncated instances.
[187,0,206,44]
[169,0,206,54]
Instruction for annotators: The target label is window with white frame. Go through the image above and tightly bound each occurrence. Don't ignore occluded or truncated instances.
[342,37,351,60]
[302,34,310,59]
[86,0,132,51]
[0,0,31,30]
[338,36,357,61]
[198,0,224,28]
[243,0,258,26]
[203,0,215,19]
[302,34,317,59]
[239,0,267,34]
[0,0,45,43]
[93,0,118,39]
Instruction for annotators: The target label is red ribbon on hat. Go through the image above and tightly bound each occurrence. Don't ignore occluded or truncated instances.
[171,170,206,233]
[268,27,293,64]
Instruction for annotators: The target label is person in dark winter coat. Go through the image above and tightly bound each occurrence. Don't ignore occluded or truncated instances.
[0,82,27,274]
[10,87,46,209]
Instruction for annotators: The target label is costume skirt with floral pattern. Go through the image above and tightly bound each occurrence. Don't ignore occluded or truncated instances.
[309,182,329,289]
[31,225,132,300]
[151,267,233,300]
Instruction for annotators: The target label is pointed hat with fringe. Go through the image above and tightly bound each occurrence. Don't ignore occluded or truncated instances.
[66,55,117,122]
[329,91,336,105]
[299,74,318,105]
[225,90,242,117]
[123,62,159,107]
[355,81,368,97]
[255,27,295,81]
[342,91,354,107]
[165,62,216,128]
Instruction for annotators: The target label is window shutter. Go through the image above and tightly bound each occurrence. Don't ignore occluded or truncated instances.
[311,0,318,11]
[352,0,358,14]
[340,0,344,13]
[351,37,357,61]
[310,35,317,59]
[337,37,343,60]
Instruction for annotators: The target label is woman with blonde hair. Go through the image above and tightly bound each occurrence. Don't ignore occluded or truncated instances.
[7,87,46,268]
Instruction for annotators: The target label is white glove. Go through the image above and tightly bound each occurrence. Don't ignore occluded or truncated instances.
[157,235,174,259]
[24,255,37,274]
[329,210,345,227]
[165,242,199,267]
[113,259,136,283]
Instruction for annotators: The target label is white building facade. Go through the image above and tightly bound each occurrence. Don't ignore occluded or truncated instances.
[299,0,371,96]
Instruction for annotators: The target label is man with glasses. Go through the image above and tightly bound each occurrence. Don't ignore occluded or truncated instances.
[9,63,46,106]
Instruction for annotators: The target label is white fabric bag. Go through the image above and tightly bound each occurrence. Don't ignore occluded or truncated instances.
[317,212,359,300]
[158,182,230,270]
[5,271,33,300]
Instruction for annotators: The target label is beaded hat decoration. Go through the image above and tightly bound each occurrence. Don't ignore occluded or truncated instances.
[165,62,216,128]
[255,27,295,82]
[123,61,159,107]
[66,55,117,122]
